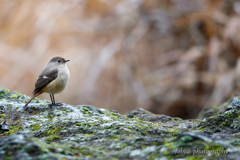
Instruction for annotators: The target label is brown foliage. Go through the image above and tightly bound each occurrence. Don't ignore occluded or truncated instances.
[1,0,240,118]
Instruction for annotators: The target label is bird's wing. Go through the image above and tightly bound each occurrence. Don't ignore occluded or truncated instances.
[32,68,58,95]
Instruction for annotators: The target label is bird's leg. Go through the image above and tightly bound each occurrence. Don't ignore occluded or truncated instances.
[52,94,62,106]
[51,93,55,104]
[49,93,55,106]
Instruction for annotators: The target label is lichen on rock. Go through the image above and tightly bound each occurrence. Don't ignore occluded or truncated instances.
[0,87,240,159]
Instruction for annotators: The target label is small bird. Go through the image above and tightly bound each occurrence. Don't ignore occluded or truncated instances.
[24,56,70,108]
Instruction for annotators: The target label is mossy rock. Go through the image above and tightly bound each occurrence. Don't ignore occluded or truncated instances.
[0,88,239,159]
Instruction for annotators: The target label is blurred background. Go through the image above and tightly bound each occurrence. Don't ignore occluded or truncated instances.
[1,0,240,119]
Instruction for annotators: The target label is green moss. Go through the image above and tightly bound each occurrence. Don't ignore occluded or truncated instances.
[160,135,226,159]
[30,123,41,131]
[76,122,91,128]
[134,123,149,135]
[111,129,120,135]
[0,114,5,119]
[89,121,99,126]
[46,135,60,141]
[0,88,10,92]
[141,145,148,149]
[187,156,206,160]
[48,129,58,135]
[109,114,117,119]
[45,127,58,135]
[76,122,81,126]
[111,112,118,116]
[83,108,89,111]
[25,97,30,101]
[82,107,92,114]
[198,105,223,119]
[151,123,160,127]
[134,123,145,130]
[197,110,240,133]
[5,124,22,136]
[47,114,54,119]
[148,154,162,160]
[51,143,101,157]
[204,142,224,150]
[122,128,132,134]
[46,114,54,121]
[230,117,240,129]
[0,88,10,99]
[29,117,36,121]
[7,104,13,108]
[103,110,120,120]
[0,88,234,159]
[78,147,91,155]
[127,126,133,129]
[61,108,67,111]
[15,120,21,123]
[96,146,105,150]
[161,147,174,156]
[110,135,120,139]
[180,136,193,143]
[10,93,21,99]
[85,134,94,138]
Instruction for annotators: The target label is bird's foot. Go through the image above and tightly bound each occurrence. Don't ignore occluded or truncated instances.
[49,103,54,107]
[49,103,62,106]
[55,103,63,106]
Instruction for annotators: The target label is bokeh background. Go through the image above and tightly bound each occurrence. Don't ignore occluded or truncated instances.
[1,0,240,119]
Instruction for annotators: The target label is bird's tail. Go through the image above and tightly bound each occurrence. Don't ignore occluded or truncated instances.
[24,93,40,108]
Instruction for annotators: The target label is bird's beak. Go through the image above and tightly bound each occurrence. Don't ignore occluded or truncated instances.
[65,60,70,63]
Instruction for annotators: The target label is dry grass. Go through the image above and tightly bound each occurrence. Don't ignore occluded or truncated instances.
[1,0,240,118]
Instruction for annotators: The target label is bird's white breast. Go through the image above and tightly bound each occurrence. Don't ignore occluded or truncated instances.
[46,65,70,94]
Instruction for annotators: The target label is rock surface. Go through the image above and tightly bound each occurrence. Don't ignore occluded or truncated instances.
[0,87,240,159]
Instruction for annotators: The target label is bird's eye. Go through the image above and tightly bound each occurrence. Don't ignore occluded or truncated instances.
[58,60,61,63]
